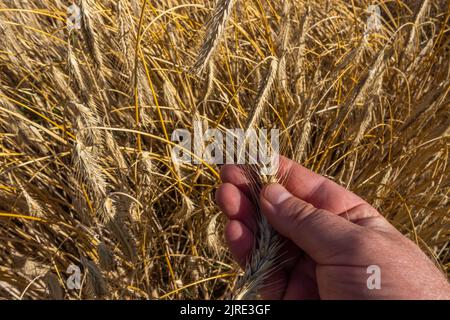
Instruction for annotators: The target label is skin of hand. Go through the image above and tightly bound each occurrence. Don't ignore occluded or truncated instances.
[216,156,450,300]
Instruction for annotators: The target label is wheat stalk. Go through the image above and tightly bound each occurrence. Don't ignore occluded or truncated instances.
[233,56,282,300]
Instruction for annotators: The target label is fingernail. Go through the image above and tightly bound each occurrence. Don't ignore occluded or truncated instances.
[263,184,292,205]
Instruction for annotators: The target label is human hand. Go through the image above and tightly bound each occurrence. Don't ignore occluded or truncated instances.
[216,156,450,299]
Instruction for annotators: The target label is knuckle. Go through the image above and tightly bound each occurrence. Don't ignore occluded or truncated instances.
[347,229,390,256]
[282,198,320,230]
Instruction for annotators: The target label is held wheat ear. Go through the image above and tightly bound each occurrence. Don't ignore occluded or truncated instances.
[233,164,283,300]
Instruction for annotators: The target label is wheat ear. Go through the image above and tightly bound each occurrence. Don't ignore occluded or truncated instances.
[80,0,103,68]
[245,57,279,130]
[192,0,235,75]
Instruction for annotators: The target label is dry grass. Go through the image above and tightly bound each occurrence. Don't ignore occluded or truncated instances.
[0,0,449,299]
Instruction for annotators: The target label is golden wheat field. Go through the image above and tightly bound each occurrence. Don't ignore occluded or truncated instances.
[0,0,449,299]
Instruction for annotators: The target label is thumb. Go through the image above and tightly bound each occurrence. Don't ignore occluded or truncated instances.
[260,183,360,263]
